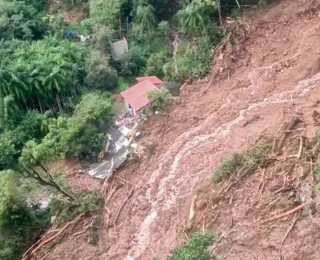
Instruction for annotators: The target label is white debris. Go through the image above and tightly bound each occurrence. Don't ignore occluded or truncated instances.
[131,143,138,149]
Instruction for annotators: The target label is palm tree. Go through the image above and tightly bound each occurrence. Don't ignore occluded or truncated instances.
[133,1,156,37]
[0,95,19,128]
[176,3,207,35]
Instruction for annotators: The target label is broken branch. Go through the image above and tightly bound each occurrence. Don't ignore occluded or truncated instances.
[113,187,135,227]
[259,201,310,225]
[278,211,301,260]
[23,213,84,260]
[277,117,303,151]
[186,195,197,230]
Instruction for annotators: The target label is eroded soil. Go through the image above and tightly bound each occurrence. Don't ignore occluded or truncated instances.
[38,1,320,259]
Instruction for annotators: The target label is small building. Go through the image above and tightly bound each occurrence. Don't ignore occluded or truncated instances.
[120,80,158,113]
[136,76,164,88]
[111,37,129,61]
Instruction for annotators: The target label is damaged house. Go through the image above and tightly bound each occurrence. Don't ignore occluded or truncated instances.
[89,127,128,180]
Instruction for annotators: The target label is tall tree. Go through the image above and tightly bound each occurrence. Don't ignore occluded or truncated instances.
[133,0,156,37]
[177,2,206,35]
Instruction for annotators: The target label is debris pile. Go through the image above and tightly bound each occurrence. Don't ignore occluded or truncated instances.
[88,108,150,180]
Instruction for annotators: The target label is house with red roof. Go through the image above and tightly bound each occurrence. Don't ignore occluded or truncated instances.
[120,79,158,113]
[135,76,164,88]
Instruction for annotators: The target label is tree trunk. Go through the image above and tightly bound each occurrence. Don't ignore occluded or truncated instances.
[38,95,44,114]
[26,164,77,202]
[216,0,223,26]
[235,0,241,8]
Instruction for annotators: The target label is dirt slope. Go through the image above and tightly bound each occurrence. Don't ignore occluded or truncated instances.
[42,1,320,259]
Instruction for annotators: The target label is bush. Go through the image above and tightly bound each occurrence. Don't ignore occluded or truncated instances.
[21,91,114,162]
[168,230,217,260]
[258,0,267,7]
[145,51,170,78]
[213,141,272,182]
[147,88,172,110]
[85,50,119,91]
[0,171,50,260]
[120,44,149,81]
[51,191,103,224]
[164,32,222,82]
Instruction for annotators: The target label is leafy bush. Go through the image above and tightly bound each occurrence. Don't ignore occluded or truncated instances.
[0,37,87,113]
[168,230,217,260]
[50,191,103,223]
[20,91,114,162]
[213,141,272,182]
[0,0,49,40]
[258,0,267,7]
[120,44,149,81]
[89,0,122,28]
[0,171,50,260]
[147,88,172,110]
[0,111,47,171]
[164,28,222,82]
[85,50,119,91]
[145,51,170,78]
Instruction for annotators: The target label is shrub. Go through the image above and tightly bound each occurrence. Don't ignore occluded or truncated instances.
[85,50,119,91]
[168,230,217,260]
[0,171,50,260]
[147,88,172,110]
[50,191,103,223]
[145,51,170,78]
[213,141,272,182]
[258,0,267,7]
[120,44,149,81]
[164,32,222,82]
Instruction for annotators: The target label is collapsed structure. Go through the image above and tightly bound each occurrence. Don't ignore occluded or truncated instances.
[89,76,179,180]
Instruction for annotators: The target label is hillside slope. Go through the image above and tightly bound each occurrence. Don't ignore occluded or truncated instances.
[42,1,320,259]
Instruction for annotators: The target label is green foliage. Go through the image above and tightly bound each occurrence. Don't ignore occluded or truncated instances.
[147,87,172,110]
[258,0,267,7]
[164,31,222,82]
[145,51,170,78]
[89,0,124,28]
[114,76,129,93]
[0,111,47,170]
[89,216,100,245]
[20,91,114,162]
[213,141,272,182]
[0,0,48,40]
[0,37,87,113]
[177,1,216,36]
[120,44,149,81]
[168,230,217,260]
[157,21,170,39]
[25,0,47,11]
[91,24,114,52]
[50,191,103,223]
[132,1,156,37]
[0,95,19,129]
[0,171,50,260]
[85,50,119,91]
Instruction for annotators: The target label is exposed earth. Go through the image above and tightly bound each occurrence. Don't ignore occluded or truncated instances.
[35,0,320,259]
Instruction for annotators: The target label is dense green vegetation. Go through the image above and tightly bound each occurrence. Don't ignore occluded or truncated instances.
[0,0,269,259]
[213,141,272,182]
[168,231,217,260]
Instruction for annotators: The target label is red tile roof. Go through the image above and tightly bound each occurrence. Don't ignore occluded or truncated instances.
[136,76,164,86]
[120,80,158,111]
